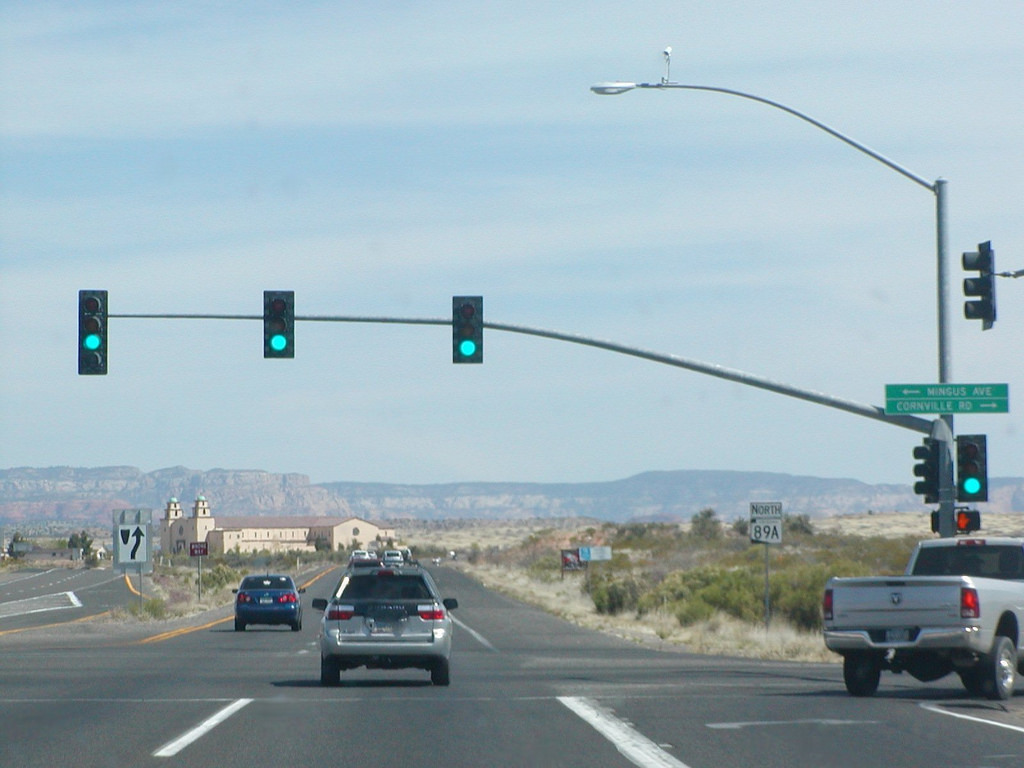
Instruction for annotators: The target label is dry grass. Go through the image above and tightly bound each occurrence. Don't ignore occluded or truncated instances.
[449,561,837,663]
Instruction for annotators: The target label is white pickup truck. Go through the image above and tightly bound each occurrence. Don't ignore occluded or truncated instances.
[823,537,1024,699]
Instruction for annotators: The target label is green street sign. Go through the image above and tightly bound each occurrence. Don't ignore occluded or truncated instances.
[885,383,1009,415]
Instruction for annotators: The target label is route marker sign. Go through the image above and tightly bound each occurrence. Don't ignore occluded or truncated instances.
[884,383,1009,415]
[749,501,783,545]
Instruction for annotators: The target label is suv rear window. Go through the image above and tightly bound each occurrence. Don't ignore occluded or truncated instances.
[338,574,432,600]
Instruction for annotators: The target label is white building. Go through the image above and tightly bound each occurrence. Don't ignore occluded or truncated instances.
[159,496,396,555]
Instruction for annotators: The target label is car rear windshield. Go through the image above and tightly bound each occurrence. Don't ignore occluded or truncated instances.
[241,576,295,590]
[911,545,1024,579]
[338,574,432,600]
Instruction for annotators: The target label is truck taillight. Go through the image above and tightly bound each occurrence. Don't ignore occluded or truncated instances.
[961,587,980,619]
[327,605,355,620]
[823,588,833,621]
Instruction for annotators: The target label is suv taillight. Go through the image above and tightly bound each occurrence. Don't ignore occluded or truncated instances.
[822,589,833,621]
[418,605,445,621]
[961,587,980,619]
[327,605,355,620]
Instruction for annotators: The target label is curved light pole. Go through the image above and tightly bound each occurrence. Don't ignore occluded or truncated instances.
[590,78,951,387]
[593,64,956,535]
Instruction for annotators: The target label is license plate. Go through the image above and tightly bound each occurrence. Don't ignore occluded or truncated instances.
[885,628,910,642]
[370,622,394,635]
[259,596,273,605]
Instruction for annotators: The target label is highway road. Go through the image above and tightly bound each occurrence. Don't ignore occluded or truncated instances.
[2,564,1024,767]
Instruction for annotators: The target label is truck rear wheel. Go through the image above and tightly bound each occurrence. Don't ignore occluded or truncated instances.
[980,635,1016,700]
[843,652,881,697]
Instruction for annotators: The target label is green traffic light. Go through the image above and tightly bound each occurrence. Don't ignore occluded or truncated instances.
[962,476,982,496]
[270,334,288,353]
[458,339,477,358]
[83,334,102,351]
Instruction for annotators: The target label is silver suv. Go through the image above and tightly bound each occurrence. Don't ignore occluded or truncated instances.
[312,565,458,686]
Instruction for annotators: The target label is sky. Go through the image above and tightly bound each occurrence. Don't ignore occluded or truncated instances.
[2,1,1022,488]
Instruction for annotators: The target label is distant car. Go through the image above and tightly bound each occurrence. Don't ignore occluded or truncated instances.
[348,550,381,568]
[312,564,458,686]
[382,550,405,566]
[233,574,304,632]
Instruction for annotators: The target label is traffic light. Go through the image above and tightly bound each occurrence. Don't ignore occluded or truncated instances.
[963,240,996,330]
[955,508,981,534]
[78,290,108,375]
[956,434,988,502]
[913,438,940,504]
[452,296,483,364]
[263,291,294,358]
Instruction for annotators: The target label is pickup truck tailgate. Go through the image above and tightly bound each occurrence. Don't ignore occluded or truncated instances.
[830,577,963,628]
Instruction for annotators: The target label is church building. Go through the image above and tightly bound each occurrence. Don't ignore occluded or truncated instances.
[159,496,396,555]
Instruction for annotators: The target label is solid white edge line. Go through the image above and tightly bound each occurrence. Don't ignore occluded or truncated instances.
[450,615,498,652]
[154,698,253,757]
[919,702,1024,734]
[558,696,692,768]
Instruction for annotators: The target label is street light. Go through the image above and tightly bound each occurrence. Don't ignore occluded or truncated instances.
[591,60,951,387]
[593,51,955,531]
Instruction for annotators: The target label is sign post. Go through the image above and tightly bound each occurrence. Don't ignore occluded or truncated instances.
[190,542,208,599]
[750,502,783,629]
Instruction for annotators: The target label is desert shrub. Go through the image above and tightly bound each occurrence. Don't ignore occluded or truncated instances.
[199,563,241,592]
[690,508,723,541]
[692,567,763,623]
[784,514,815,536]
[587,572,646,615]
[637,565,762,625]
[674,597,715,625]
[770,562,835,631]
[127,596,168,620]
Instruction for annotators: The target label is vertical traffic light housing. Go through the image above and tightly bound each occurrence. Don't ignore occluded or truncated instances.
[452,296,483,364]
[263,290,294,358]
[913,438,940,504]
[956,434,988,502]
[963,240,996,330]
[78,290,108,375]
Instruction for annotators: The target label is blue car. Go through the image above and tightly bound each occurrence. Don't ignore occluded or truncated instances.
[233,574,304,631]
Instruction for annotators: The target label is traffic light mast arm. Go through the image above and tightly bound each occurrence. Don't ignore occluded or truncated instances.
[108,312,932,434]
[485,321,934,435]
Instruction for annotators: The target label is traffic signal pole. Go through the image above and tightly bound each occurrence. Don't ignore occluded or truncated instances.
[929,419,956,539]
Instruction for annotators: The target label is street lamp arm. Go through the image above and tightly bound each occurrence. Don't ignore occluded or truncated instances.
[630,82,936,192]
[591,74,953,384]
